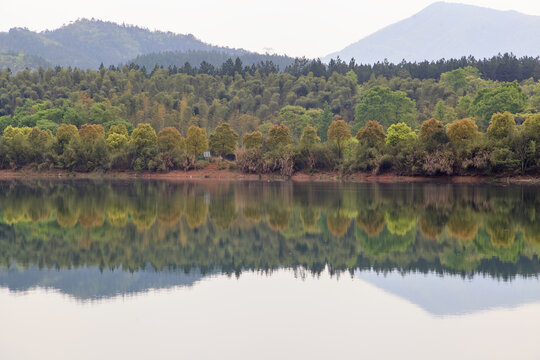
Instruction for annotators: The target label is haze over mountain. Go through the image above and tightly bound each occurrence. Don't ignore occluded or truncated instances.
[324,2,540,64]
[0,18,249,69]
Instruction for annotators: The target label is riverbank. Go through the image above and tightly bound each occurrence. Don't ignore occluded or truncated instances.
[0,168,539,184]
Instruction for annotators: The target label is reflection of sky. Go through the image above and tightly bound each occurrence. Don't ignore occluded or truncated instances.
[356,270,540,316]
[1,269,540,360]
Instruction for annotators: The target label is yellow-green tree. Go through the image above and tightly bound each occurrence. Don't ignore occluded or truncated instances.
[185,125,208,160]
[209,122,239,157]
[327,119,351,159]
[242,131,263,149]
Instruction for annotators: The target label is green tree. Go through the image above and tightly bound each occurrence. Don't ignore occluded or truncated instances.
[316,102,333,142]
[386,123,417,147]
[157,127,185,170]
[130,123,158,170]
[279,105,312,140]
[487,112,516,143]
[471,82,526,128]
[354,86,416,129]
[209,122,239,157]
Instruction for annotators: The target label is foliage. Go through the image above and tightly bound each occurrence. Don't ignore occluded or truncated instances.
[354,86,416,129]
[209,122,239,157]
[242,131,263,149]
[386,123,417,147]
[266,124,292,151]
[185,125,208,160]
[471,82,527,128]
[327,120,351,160]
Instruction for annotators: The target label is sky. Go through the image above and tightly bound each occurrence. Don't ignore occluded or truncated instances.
[1,0,540,58]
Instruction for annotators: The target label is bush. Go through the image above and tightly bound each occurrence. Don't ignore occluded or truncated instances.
[235,148,267,173]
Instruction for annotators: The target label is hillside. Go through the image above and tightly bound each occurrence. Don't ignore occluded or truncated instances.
[0,19,245,69]
[0,52,51,72]
[324,2,540,63]
[129,50,295,71]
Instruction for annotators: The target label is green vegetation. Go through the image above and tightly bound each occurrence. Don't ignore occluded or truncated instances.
[0,59,539,176]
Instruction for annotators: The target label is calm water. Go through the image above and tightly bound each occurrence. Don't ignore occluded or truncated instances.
[0,180,539,359]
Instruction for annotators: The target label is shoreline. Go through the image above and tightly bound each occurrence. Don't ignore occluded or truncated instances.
[0,169,539,184]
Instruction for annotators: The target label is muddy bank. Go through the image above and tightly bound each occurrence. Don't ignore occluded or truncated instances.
[0,168,539,184]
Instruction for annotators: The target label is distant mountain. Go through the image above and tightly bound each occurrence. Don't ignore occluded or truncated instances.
[0,19,247,69]
[324,2,540,64]
[129,50,296,71]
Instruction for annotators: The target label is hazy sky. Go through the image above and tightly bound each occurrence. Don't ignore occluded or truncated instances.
[1,0,540,58]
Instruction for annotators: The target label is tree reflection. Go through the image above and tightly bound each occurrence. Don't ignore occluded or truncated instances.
[0,180,538,278]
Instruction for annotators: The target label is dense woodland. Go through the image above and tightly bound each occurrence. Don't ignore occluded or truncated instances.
[0,182,538,278]
[0,54,539,176]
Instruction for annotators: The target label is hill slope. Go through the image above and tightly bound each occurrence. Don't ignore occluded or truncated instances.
[129,50,295,71]
[0,19,246,69]
[324,2,540,63]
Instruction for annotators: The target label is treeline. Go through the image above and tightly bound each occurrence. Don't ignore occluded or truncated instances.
[134,53,540,83]
[0,58,539,175]
[0,110,538,176]
[0,181,538,277]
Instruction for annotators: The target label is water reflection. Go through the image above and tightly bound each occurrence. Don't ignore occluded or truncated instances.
[0,180,539,297]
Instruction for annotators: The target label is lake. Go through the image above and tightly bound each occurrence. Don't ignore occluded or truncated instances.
[0,180,539,359]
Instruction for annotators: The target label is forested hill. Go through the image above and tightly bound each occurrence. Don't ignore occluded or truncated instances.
[130,50,296,72]
[325,2,540,64]
[0,19,247,69]
[0,52,51,73]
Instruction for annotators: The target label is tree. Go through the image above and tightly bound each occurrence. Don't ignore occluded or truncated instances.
[471,82,526,128]
[278,105,313,140]
[419,118,448,148]
[242,131,263,149]
[446,118,479,145]
[316,102,333,142]
[487,112,516,143]
[157,127,185,170]
[386,123,416,147]
[354,86,416,129]
[300,125,320,147]
[209,122,239,157]
[355,120,385,148]
[185,125,208,159]
[79,124,105,143]
[522,114,540,142]
[440,66,480,93]
[157,127,184,153]
[266,124,292,151]
[327,120,351,159]
[130,123,158,170]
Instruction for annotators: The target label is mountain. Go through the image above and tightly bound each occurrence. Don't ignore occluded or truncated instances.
[129,50,296,71]
[324,2,540,64]
[0,19,247,69]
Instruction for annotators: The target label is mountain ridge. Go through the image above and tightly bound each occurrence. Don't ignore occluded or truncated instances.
[0,18,248,69]
[324,2,540,64]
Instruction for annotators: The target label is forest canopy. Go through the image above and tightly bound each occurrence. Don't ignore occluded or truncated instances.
[0,53,539,176]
